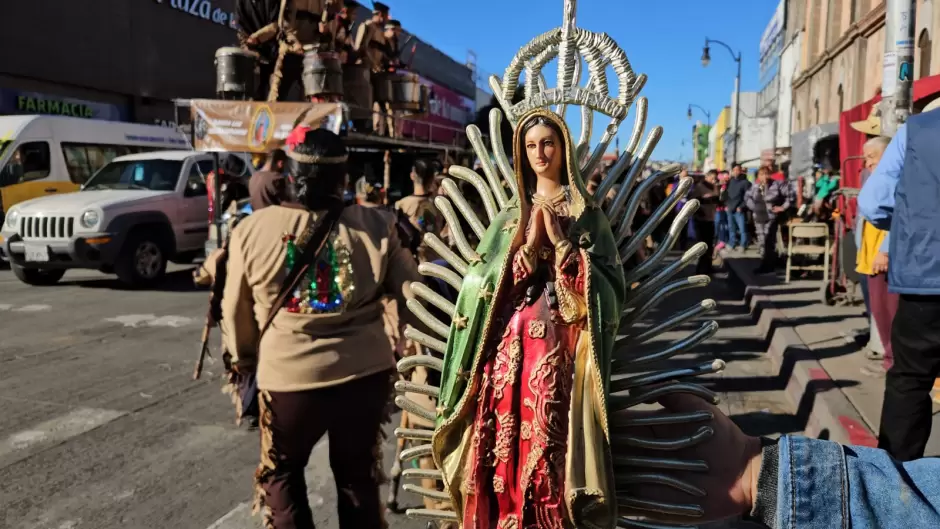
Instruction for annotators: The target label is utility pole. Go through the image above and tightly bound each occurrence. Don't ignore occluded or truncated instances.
[881,0,916,136]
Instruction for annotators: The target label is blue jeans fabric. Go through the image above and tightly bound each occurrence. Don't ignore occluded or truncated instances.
[714,210,728,244]
[773,435,940,527]
[728,210,748,248]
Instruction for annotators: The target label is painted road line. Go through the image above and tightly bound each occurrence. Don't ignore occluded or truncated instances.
[103,314,159,327]
[205,502,251,529]
[0,407,127,466]
[12,304,52,312]
[103,314,198,328]
[0,304,53,312]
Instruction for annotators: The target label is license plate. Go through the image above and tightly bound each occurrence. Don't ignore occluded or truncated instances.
[24,244,50,262]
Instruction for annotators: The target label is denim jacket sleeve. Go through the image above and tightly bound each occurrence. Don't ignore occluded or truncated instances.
[759,435,940,528]
[858,124,907,232]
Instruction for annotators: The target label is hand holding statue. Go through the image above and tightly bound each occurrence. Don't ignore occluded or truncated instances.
[618,393,763,524]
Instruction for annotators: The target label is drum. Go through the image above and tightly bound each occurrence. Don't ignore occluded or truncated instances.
[302,47,343,98]
[215,47,259,100]
[390,71,423,112]
[343,64,373,121]
[372,72,394,103]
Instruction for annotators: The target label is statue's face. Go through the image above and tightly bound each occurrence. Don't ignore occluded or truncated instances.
[524,124,563,183]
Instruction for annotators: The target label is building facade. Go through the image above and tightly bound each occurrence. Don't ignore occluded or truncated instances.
[789,0,940,177]
[707,124,720,170]
[727,92,775,169]
[759,0,793,168]
[0,0,241,126]
[0,1,474,128]
[692,122,710,171]
[777,31,802,153]
[713,106,731,170]
[759,1,787,122]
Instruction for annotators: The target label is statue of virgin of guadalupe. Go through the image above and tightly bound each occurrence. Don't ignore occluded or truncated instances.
[394,2,725,528]
[454,108,624,528]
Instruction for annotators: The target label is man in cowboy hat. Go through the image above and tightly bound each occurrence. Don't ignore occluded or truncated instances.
[849,103,889,367]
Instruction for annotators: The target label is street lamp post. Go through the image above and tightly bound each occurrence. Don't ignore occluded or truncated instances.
[687,104,711,127]
[687,104,711,170]
[702,38,742,166]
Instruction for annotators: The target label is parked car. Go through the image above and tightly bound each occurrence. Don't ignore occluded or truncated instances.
[0,114,189,222]
[0,150,251,287]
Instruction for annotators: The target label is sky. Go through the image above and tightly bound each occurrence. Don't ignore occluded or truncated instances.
[388,0,782,163]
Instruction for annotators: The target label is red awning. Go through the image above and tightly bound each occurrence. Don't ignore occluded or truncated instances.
[838,74,940,225]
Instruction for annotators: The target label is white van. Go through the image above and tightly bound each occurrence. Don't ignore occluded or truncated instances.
[0,115,189,221]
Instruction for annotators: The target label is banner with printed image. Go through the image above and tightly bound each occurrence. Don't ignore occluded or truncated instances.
[189,99,344,152]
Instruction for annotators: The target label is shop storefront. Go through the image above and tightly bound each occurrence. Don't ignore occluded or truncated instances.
[839,74,940,190]
[836,74,940,227]
[0,88,129,122]
[0,0,238,125]
[790,122,839,179]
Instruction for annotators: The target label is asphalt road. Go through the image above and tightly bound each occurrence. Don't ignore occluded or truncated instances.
[0,262,793,529]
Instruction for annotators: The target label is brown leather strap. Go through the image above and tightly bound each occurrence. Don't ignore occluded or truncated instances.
[258,199,344,343]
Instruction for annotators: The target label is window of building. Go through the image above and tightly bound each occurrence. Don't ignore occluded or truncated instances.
[796,110,802,130]
[0,142,51,187]
[919,29,932,80]
[62,143,135,184]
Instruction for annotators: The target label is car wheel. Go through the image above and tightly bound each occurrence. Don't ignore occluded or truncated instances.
[116,235,167,288]
[11,264,65,286]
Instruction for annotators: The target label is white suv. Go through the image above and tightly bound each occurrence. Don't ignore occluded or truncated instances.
[0,151,250,287]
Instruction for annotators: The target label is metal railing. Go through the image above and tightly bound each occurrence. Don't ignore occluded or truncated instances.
[343,102,471,150]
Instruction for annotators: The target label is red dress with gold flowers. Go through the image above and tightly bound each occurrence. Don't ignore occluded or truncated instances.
[462,202,586,529]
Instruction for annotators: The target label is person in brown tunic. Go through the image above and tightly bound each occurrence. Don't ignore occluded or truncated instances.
[330,0,359,63]
[353,2,392,134]
[249,148,289,211]
[244,0,337,101]
[222,128,423,529]
[395,159,442,262]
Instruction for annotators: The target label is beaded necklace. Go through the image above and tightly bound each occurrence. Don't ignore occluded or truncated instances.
[282,227,354,314]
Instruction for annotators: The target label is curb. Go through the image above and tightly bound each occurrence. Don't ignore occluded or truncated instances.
[721,251,877,447]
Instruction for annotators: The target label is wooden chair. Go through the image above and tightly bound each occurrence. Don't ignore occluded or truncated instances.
[785,222,830,284]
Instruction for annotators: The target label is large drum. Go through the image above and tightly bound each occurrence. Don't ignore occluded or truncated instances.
[372,72,394,103]
[215,47,259,100]
[302,47,343,99]
[390,71,425,112]
[343,64,373,121]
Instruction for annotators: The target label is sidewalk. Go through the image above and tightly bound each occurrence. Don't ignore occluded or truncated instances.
[721,248,940,453]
